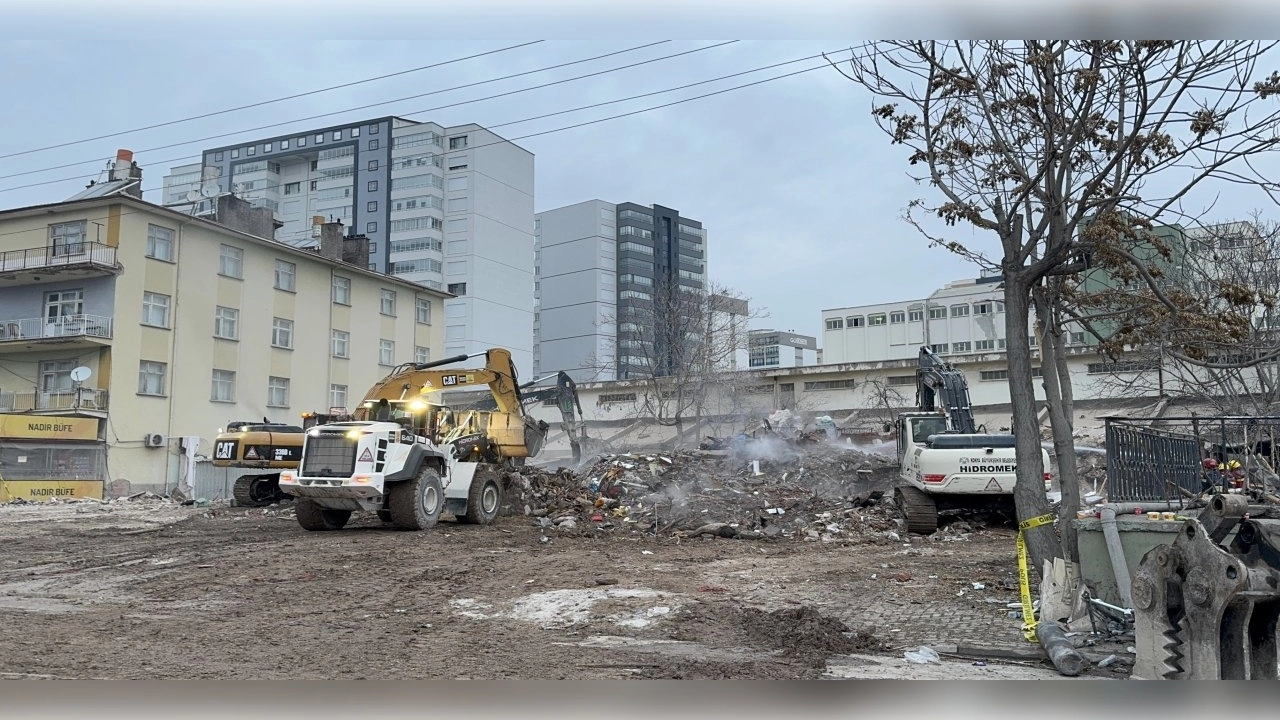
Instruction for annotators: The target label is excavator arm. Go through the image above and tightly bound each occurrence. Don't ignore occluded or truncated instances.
[916,346,978,434]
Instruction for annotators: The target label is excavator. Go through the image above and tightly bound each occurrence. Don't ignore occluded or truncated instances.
[893,346,1052,533]
[468,370,591,463]
[212,409,352,507]
[279,347,555,531]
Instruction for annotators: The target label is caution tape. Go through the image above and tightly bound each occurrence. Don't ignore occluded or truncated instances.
[1016,513,1055,642]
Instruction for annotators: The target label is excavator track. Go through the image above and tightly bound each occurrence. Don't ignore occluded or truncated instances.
[233,474,288,507]
[894,485,938,535]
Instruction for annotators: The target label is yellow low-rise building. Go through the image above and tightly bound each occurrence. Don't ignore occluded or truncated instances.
[0,163,448,500]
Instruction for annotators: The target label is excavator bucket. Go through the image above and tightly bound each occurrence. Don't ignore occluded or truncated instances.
[1130,494,1280,680]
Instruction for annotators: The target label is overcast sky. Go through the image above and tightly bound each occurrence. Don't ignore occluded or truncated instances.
[4,2,1280,342]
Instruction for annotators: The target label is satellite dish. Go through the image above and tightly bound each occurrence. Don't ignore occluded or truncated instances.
[185,190,202,203]
[70,366,92,383]
[200,181,220,198]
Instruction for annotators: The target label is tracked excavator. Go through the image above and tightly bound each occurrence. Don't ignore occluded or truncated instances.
[280,347,552,532]
[893,346,1052,533]
[212,409,352,507]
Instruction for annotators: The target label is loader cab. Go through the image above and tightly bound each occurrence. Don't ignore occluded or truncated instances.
[356,398,453,443]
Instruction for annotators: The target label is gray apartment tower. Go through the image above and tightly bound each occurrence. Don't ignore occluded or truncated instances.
[161,116,536,378]
[533,200,708,381]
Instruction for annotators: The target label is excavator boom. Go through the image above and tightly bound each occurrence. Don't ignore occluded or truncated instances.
[916,346,978,434]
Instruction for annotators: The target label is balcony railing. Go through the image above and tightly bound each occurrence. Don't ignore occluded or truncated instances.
[0,314,113,341]
[0,387,109,412]
[0,242,119,274]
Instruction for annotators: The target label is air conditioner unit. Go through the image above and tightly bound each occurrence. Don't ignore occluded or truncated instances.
[144,433,165,448]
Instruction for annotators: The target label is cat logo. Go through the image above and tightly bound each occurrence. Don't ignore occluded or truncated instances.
[985,478,1002,492]
[245,447,260,460]
[358,448,374,463]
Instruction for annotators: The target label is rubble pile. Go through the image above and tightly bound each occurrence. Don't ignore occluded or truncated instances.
[506,438,917,542]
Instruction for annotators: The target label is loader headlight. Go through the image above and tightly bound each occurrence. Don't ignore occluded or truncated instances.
[346,429,363,439]
[408,399,426,412]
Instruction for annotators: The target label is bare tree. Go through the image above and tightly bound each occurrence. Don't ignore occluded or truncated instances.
[584,279,762,445]
[834,41,1280,570]
[1083,215,1280,415]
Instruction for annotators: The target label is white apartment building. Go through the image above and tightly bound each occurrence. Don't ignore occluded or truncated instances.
[748,329,818,369]
[162,117,535,379]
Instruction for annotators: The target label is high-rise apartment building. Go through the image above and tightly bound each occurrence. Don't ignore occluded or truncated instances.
[162,117,535,378]
[533,200,708,381]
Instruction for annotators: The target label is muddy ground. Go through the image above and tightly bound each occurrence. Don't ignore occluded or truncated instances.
[0,491,1130,681]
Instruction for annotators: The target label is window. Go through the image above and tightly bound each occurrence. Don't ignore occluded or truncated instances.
[333,131,342,141]
[415,346,430,364]
[297,136,306,147]
[231,148,240,158]
[448,157,468,170]
[447,176,468,192]
[368,139,379,151]
[619,209,651,223]
[929,343,947,353]
[998,339,1007,350]
[267,377,290,407]
[825,318,844,330]
[326,330,350,359]
[49,221,87,256]
[367,222,378,234]
[310,180,318,191]
[599,393,637,404]
[887,375,915,386]
[996,301,1005,313]
[263,142,272,153]
[369,124,379,135]
[416,297,432,323]
[280,139,289,150]
[368,160,379,172]
[274,260,296,291]
[974,302,992,315]
[1029,336,1038,348]
[219,244,243,278]
[366,199,379,212]
[349,127,359,138]
[803,379,857,391]
[330,384,348,410]
[146,224,174,261]
[908,309,924,322]
[379,339,395,366]
[890,311,905,324]
[980,370,1009,381]
[315,134,325,144]
[380,289,397,316]
[332,276,351,305]
[391,238,443,253]
[368,180,379,192]
[141,292,170,328]
[138,361,167,396]
[1088,360,1160,375]
[214,152,224,161]
[846,316,865,328]
[1070,332,1086,345]
[447,282,466,296]
[449,135,468,150]
[40,360,75,393]
[952,341,971,353]
[211,370,236,403]
[975,339,995,351]
[214,306,239,340]
[271,318,294,349]
[869,314,887,326]
[929,307,947,319]
[45,289,83,320]
[247,145,255,156]
[950,304,970,317]
[284,182,301,195]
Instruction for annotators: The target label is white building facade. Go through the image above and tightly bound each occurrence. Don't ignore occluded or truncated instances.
[161,117,535,379]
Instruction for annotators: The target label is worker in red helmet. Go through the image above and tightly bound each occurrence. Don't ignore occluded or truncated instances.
[1201,457,1222,494]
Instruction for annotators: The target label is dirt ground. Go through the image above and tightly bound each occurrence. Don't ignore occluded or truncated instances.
[0,488,1131,681]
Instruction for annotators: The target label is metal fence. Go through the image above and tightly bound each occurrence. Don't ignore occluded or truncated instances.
[1105,420,1201,503]
[1104,415,1280,503]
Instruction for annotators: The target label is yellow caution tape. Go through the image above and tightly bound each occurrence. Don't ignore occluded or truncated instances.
[1017,513,1055,642]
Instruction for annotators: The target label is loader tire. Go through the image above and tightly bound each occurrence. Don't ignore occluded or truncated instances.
[233,474,283,507]
[295,499,352,531]
[894,485,938,535]
[458,475,502,525]
[388,466,443,531]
